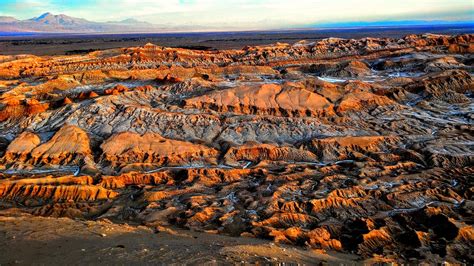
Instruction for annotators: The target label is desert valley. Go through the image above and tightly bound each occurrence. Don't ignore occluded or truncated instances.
[0,31,472,264]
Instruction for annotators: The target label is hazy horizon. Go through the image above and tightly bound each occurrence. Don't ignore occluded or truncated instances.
[1,0,473,30]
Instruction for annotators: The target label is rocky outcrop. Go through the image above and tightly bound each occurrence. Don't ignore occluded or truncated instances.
[2,125,92,167]
[99,172,172,189]
[303,136,400,161]
[100,132,219,170]
[337,90,396,113]
[308,60,371,78]
[2,131,41,163]
[224,143,318,166]
[0,98,49,122]
[0,34,472,264]
[404,70,473,103]
[31,125,92,165]
[185,83,335,117]
[0,175,116,203]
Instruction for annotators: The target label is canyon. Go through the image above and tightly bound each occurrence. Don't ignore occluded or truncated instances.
[0,33,473,263]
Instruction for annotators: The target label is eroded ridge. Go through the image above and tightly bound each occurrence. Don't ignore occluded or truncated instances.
[0,34,473,264]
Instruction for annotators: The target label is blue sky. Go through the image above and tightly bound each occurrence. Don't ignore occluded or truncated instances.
[1,0,473,29]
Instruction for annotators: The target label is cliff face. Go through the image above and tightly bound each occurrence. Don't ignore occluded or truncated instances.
[0,34,473,263]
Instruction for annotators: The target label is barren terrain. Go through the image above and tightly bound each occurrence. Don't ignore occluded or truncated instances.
[1,24,473,56]
[0,33,473,264]
[0,210,360,264]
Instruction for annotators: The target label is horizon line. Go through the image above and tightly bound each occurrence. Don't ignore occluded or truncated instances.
[1,11,474,30]
[1,22,473,38]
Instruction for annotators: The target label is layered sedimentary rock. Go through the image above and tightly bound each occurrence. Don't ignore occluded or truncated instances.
[308,60,371,78]
[0,34,473,264]
[223,143,318,166]
[184,83,335,117]
[0,175,116,203]
[2,131,41,163]
[303,136,400,161]
[100,132,219,170]
[2,125,92,168]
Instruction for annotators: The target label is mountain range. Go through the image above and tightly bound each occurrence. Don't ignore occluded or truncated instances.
[0,12,162,33]
[312,20,474,28]
[1,12,473,34]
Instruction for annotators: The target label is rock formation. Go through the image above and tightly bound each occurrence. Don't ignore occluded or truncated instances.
[0,34,473,264]
[100,132,219,171]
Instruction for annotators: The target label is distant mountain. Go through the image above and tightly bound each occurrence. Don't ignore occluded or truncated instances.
[312,20,474,28]
[28,12,90,26]
[113,18,152,26]
[0,16,19,23]
[0,12,158,33]
[2,12,472,34]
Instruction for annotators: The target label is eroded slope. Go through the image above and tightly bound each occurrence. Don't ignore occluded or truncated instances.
[0,33,473,264]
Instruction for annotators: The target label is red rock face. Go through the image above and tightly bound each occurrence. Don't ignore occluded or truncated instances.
[0,34,473,263]
[184,83,335,117]
[100,132,219,171]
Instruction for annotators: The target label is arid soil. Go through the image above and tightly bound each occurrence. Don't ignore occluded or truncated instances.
[0,210,360,264]
[1,25,473,56]
[0,33,473,264]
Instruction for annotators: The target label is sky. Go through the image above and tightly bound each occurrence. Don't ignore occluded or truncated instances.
[1,0,473,29]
